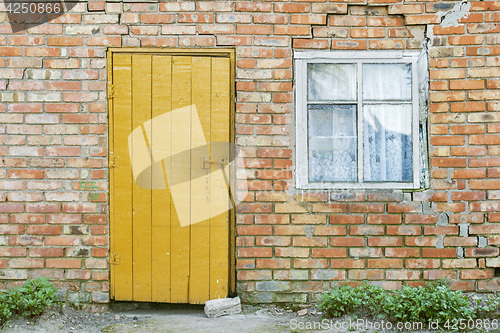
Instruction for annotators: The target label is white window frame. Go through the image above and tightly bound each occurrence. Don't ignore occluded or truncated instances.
[295,50,425,190]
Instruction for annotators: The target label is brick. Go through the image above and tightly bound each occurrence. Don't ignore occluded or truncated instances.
[8,169,43,179]
[424,226,459,236]
[350,248,382,258]
[350,203,384,213]
[424,270,457,280]
[405,237,439,247]
[312,3,347,14]
[405,215,439,224]
[405,259,440,269]
[451,191,486,201]
[311,270,346,280]
[313,27,348,38]
[449,214,484,224]
[422,249,457,258]
[0,204,24,213]
[461,269,494,280]
[0,248,27,257]
[47,37,83,46]
[291,15,326,25]
[388,4,424,14]
[11,214,45,224]
[367,237,402,247]
[386,271,420,280]
[9,259,44,269]
[293,39,329,49]
[330,215,364,224]
[0,69,23,79]
[367,17,403,26]
[29,248,64,258]
[349,270,384,280]
[198,25,232,35]
[350,226,385,236]
[310,247,346,258]
[66,270,91,280]
[293,237,327,247]
[46,259,81,269]
[313,226,347,236]
[470,225,500,235]
[351,28,386,38]
[276,247,310,258]
[235,2,272,12]
[470,180,500,190]
[329,16,365,26]
[291,215,326,225]
[274,25,310,36]
[370,40,405,49]
[368,259,403,269]
[385,248,420,258]
[256,259,290,269]
[27,225,61,235]
[238,248,272,258]
[9,236,42,246]
[330,237,364,247]
[386,226,421,236]
[467,247,500,258]
[330,259,364,269]
[293,259,327,269]
[312,203,347,213]
[197,2,232,12]
[332,40,367,50]
[274,3,310,13]
[253,14,288,24]
[388,203,421,213]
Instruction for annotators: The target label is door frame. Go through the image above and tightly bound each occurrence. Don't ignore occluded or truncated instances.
[106,47,236,301]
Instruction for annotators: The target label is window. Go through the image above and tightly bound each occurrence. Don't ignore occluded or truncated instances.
[295,51,428,190]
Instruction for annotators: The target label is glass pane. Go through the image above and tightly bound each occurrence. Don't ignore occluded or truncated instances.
[363,104,412,182]
[308,63,356,101]
[363,63,412,101]
[308,104,357,182]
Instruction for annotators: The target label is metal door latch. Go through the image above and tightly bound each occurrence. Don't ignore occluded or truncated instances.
[202,158,226,170]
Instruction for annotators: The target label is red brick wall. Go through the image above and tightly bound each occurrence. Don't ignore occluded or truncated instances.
[0,0,498,308]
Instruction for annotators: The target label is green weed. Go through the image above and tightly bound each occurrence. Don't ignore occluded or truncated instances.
[0,277,60,327]
[319,281,500,331]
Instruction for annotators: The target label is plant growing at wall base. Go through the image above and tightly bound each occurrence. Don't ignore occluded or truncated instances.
[0,277,60,326]
[319,281,483,330]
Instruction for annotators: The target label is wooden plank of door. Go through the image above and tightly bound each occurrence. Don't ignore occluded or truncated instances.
[188,56,211,304]
[111,53,133,301]
[209,57,230,299]
[151,55,172,302]
[131,54,153,302]
[170,56,192,303]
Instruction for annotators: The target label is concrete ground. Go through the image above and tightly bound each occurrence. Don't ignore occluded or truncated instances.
[102,303,407,333]
[103,303,303,333]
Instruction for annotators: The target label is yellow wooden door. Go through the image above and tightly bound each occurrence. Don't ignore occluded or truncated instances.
[108,49,234,304]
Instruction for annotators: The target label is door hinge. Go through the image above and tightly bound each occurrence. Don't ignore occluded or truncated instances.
[110,253,120,265]
[107,83,116,99]
[109,152,118,169]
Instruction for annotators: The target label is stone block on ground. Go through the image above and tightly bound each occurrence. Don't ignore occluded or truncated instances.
[204,296,242,318]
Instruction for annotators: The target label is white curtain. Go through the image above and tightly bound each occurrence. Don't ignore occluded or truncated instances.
[308,63,356,101]
[363,104,412,182]
[363,63,412,101]
[308,104,357,182]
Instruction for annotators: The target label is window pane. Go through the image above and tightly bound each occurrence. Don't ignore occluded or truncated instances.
[308,63,356,101]
[363,63,412,101]
[363,104,412,182]
[308,104,357,182]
